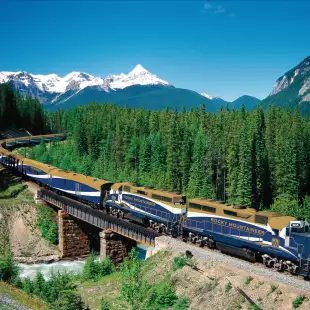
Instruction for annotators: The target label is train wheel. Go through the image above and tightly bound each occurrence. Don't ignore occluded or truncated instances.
[207,239,216,249]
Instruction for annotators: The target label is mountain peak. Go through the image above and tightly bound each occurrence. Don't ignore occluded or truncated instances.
[128,64,149,76]
[200,92,213,100]
[271,56,310,96]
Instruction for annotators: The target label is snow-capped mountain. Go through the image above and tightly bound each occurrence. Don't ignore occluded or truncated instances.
[262,56,310,115]
[0,64,260,112]
[0,64,170,105]
[200,92,213,100]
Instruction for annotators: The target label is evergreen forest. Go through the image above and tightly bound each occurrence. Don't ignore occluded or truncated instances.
[26,102,310,219]
[0,83,46,134]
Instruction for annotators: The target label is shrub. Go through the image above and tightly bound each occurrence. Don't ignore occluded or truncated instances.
[173,256,187,270]
[22,271,87,310]
[53,290,87,310]
[171,297,191,310]
[119,248,148,309]
[100,298,112,310]
[144,282,178,310]
[225,281,232,293]
[100,256,115,276]
[82,252,114,281]
[269,285,277,294]
[83,251,99,281]
[22,277,34,294]
[245,276,253,285]
[43,271,76,304]
[0,184,26,198]
[249,305,262,310]
[292,295,307,309]
[0,248,20,283]
[32,272,46,299]
[37,205,58,244]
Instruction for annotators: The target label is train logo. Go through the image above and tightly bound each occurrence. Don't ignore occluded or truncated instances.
[272,238,279,248]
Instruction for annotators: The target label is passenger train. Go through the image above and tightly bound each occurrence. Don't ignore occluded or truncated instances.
[1,134,310,278]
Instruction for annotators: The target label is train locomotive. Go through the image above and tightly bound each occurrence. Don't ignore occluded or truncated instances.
[1,134,310,278]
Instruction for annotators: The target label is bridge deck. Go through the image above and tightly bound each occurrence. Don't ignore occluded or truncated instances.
[38,188,158,247]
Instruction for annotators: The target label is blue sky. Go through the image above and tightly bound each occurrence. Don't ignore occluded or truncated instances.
[1,1,309,101]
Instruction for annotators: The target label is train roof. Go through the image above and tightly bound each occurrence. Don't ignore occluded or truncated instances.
[189,197,295,229]
[51,168,112,189]
[112,182,184,197]
[0,134,112,190]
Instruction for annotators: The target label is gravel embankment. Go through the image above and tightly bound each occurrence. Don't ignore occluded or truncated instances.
[157,236,310,292]
[0,294,32,310]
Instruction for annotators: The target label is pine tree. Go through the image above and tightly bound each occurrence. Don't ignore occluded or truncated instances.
[235,118,253,206]
[165,111,179,191]
[138,135,151,185]
[187,129,210,198]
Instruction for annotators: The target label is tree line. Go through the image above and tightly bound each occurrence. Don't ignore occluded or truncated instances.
[0,83,46,134]
[30,102,310,218]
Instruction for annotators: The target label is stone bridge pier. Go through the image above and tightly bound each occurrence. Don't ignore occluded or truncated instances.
[99,230,136,263]
[58,210,136,262]
[58,210,91,258]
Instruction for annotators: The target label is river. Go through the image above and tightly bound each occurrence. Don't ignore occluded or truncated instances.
[19,259,86,280]
[19,243,154,279]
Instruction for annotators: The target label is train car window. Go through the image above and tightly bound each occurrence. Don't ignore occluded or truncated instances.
[224,210,237,217]
[152,194,161,200]
[152,194,172,203]
[123,186,131,192]
[161,196,172,203]
[255,215,268,225]
[202,206,216,213]
[137,190,147,195]
[189,203,202,211]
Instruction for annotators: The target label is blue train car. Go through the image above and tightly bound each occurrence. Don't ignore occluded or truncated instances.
[184,198,310,276]
[106,183,186,233]
[0,136,112,206]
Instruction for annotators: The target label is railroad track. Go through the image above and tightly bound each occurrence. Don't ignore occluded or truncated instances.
[157,236,310,292]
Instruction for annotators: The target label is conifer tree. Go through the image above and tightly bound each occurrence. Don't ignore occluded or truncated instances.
[187,129,209,198]
[236,121,253,206]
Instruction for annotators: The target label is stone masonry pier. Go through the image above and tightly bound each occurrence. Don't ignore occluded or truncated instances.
[58,210,90,258]
[100,230,136,263]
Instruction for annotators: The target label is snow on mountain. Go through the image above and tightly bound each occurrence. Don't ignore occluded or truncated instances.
[200,92,213,100]
[107,64,170,90]
[0,64,170,105]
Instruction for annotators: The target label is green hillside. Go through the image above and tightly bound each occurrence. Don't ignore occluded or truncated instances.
[47,85,221,112]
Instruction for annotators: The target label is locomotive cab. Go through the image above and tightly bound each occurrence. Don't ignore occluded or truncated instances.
[173,195,186,205]
[287,220,309,235]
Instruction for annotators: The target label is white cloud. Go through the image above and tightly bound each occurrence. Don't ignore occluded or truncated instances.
[204,2,212,10]
[203,2,235,18]
[215,5,226,14]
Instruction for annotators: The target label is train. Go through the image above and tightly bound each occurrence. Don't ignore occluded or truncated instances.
[1,134,310,278]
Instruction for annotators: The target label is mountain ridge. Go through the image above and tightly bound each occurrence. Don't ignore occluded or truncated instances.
[0,64,260,111]
[261,56,310,115]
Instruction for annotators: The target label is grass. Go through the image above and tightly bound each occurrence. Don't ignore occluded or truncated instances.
[0,186,34,208]
[78,250,174,310]
[269,285,278,294]
[245,276,253,286]
[0,281,49,310]
[77,272,122,310]
[225,281,232,293]
[292,295,307,309]
[0,183,27,199]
